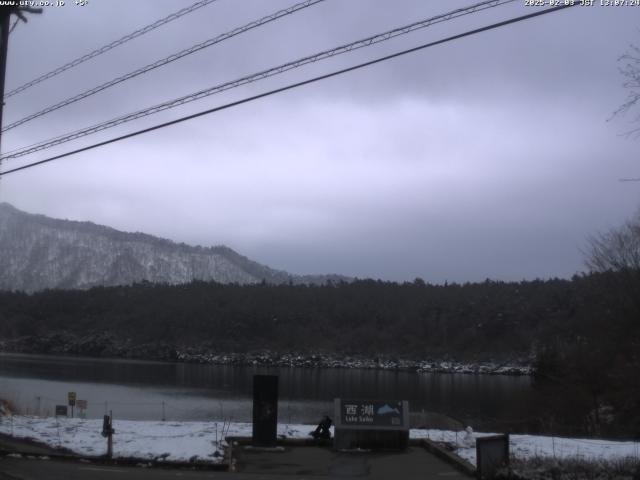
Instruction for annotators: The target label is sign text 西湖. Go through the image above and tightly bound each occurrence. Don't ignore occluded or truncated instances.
[340,400,404,427]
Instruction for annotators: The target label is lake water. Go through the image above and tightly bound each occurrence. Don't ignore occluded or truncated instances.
[0,353,533,430]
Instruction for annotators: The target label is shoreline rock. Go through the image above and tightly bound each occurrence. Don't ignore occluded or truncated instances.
[0,334,533,375]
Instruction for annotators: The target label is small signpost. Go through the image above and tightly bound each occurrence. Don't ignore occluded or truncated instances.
[77,399,87,419]
[334,399,409,450]
[55,405,68,417]
[68,391,76,418]
[101,411,115,459]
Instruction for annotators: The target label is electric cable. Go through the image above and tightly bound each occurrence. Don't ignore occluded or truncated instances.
[0,4,576,177]
[2,0,325,132]
[4,0,220,99]
[1,0,515,159]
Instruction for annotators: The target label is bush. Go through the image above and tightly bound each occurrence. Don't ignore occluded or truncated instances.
[497,455,640,480]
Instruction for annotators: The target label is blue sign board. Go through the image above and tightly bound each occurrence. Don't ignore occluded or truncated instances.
[340,399,404,427]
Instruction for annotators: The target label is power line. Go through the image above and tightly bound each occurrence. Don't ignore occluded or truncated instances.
[0,4,577,178]
[1,0,515,160]
[2,0,325,133]
[4,0,220,99]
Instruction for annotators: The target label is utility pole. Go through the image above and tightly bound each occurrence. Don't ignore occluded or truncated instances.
[0,6,11,154]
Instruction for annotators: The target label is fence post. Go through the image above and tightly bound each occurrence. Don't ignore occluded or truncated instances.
[108,411,113,459]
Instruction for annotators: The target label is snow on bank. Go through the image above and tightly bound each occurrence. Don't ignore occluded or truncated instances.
[411,430,640,466]
[0,416,309,463]
[1,416,638,466]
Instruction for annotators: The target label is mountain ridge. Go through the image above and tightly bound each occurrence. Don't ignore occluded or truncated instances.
[0,202,349,292]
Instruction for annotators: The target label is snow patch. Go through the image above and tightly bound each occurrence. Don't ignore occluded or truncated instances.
[0,416,638,466]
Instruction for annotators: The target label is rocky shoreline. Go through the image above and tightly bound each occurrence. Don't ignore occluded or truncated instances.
[175,350,533,375]
[0,332,533,376]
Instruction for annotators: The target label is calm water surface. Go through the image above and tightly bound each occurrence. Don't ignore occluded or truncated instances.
[0,353,532,428]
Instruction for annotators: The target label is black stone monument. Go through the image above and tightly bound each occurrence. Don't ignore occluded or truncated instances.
[252,374,278,447]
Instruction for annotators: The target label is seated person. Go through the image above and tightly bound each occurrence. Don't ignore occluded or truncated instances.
[310,415,332,439]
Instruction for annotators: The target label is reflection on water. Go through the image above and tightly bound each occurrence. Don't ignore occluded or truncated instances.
[0,353,532,427]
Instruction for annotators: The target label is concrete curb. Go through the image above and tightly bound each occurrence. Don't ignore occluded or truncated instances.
[0,432,75,456]
[226,435,331,448]
[0,449,230,471]
[0,433,229,471]
[420,439,476,477]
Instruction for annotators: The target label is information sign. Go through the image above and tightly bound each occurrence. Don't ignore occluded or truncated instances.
[334,398,410,450]
[340,399,404,427]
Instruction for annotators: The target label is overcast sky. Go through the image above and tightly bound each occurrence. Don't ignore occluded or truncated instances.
[0,0,638,282]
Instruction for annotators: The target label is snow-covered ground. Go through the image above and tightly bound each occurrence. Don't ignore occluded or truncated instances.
[1,416,638,466]
[0,416,314,463]
[410,429,640,467]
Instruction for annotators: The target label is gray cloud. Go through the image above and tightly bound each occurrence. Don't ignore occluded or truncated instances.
[1,0,638,282]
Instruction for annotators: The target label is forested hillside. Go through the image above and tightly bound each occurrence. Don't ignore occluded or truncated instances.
[1,273,638,436]
[0,273,633,360]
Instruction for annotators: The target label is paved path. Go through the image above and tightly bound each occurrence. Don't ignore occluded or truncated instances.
[0,433,473,479]
[0,457,268,480]
[1,447,472,479]
[1,452,472,479]
[234,445,471,479]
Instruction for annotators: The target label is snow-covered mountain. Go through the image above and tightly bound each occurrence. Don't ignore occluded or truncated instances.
[0,203,347,292]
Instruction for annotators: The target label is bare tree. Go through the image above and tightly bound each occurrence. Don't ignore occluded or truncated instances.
[586,211,640,273]
[586,211,640,318]
[612,43,640,138]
